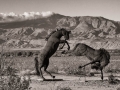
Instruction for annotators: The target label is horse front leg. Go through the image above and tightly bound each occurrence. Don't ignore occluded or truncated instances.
[59,40,70,50]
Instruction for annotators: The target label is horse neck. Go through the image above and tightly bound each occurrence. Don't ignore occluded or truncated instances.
[52,31,63,39]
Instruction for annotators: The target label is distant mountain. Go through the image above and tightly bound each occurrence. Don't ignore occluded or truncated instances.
[0,12,120,50]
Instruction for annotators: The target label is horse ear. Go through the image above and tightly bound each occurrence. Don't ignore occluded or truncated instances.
[68,31,71,34]
[56,28,58,31]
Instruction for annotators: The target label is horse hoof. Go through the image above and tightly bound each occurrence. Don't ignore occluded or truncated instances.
[88,73,94,76]
[43,78,46,81]
[67,47,70,50]
[79,66,82,69]
[52,76,55,79]
[101,78,103,81]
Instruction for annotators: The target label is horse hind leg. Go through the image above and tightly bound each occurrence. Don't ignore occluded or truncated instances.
[39,66,46,80]
[34,57,40,75]
[100,68,103,81]
[99,55,110,81]
[44,59,55,79]
[34,56,45,80]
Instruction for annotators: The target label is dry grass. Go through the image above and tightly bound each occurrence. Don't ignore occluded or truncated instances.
[56,86,72,90]
[4,55,120,75]
[2,55,120,90]
[0,56,31,90]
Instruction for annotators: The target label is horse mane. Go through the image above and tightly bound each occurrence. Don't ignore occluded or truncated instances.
[85,44,95,50]
[45,31,56,41]
[99,48,110,60]
[45,27,65,41]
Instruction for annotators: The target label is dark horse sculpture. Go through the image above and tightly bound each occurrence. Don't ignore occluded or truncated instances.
[34,28,71,80]
[62,43,110,81]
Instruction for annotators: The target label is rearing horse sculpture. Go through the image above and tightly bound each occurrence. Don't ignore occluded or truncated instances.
[62,43,110,81]
[34,28,71,80]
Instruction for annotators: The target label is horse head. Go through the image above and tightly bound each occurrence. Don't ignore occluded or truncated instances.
[59,28,71,40]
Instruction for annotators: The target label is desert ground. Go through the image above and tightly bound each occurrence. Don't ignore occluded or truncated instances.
[1,56,120,90]
[29,74,120,90]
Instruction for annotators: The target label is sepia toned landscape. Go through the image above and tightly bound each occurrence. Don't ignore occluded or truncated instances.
[1,13,120,90]
[1,0,120,90]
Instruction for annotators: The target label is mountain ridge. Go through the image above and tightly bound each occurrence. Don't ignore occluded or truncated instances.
[0,12,120,50]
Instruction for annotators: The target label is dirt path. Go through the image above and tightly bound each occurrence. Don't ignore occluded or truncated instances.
[29,74,120,90]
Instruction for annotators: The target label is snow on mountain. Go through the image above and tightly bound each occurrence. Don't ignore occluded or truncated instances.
[0,11,54,22]
[41,11,54,16]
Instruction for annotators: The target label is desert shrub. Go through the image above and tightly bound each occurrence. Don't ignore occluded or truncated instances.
[104,61,120,73]
[21,51,27,57]
[27,51,33,57]
[0,45,31,90]
[65,67,86,75]
[0,59,31,90]
[117,87,120,90]
[0,75,31,90]
[1,66,18,76]
[17,52,23,57]
[108,74,120,84]
[56,86,72,90]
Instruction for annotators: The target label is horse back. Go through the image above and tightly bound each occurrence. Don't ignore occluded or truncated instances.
[72,43,88,56]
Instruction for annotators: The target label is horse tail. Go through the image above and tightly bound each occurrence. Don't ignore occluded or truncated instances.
[34,56,40,75]
[105,50,110,62]
[100,48,110,61]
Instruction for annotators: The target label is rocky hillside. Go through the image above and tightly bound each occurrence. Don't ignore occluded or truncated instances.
[0,12,120,50]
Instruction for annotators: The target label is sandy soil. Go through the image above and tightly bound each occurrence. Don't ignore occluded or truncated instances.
[29,74,120,90]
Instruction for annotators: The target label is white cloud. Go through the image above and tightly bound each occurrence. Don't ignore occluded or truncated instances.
[41,11,53,17]
[8,12,17,17]
[36,12,40,15]
[0,13,7,17]
[22,11,53,18]
[0,11,54,22]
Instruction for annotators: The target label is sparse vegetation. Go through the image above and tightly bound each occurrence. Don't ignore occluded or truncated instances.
[4,55,120,75]
[0,41,120,90]
[0,45,31,90]
[117,87,120,90]
[56,86,72,90]
[1,53,120,90]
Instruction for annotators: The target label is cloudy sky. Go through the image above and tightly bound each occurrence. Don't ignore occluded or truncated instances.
[0,0,120,21]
